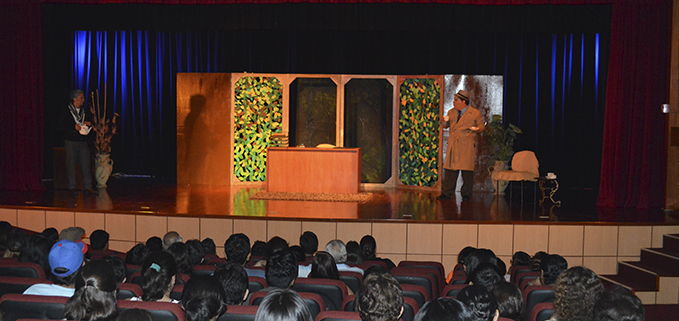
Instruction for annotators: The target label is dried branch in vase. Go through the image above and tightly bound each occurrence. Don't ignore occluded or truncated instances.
[89,86,119,154]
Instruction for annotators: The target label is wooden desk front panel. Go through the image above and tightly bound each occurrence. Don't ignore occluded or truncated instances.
[267,147,361,194]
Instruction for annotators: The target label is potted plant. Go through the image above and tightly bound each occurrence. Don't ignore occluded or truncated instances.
[89,87,119,188]
[483,114,522,194]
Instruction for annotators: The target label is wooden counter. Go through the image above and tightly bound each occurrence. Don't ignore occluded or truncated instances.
[266,147,361,194]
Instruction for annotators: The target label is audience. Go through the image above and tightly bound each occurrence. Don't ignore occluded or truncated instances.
[265,236,290,258]
[64,260,118,321]
[529,254,568,287]
[89,229,110,251]
[308,250,354,295]
[489,282,524,321]
[359,235,396,270]
[324,239,364,275]
[414,297,476,321]
[457,284,499,321]
[355,273,403,321]
[551,266,604,321]
[126,243,150,266]
[289,245,306,262]
[3,228,28,258]
[0,221,12,250]
[345,240,364,264]
[530,251,548,272]
[186,239,206,265]
[213,262,249,305]
[181,275,227,321]
[201,238,216,256]
[464,248,499,284]
[103,255,128,283]
[59,226,86,242]
[254,289,313,321]
[224,233,265,278]
[136,251,179,303]
[264,250,298,290]
[447,246,476,283]
[299,231,318,258]
[24,239,85,297]
[163,231,183,250]
[593,286,645,321]
[146,236,163,253]
[166,241,193,275]
[42,227,60,243]
[251,240,266,257]
[468,262,503,287]
[510,251,531,267]
[18,232,55,278]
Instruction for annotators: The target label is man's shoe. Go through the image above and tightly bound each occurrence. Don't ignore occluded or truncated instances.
[85,188,99,196]
[436,194,451,200]
[462,195,471,201]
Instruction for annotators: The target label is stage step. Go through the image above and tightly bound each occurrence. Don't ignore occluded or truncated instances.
[597,233,679,304]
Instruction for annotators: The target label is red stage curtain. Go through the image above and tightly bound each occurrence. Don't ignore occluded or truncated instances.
[597,0,672,209]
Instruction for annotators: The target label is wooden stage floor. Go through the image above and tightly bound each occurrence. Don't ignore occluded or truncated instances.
[1,177,677,224]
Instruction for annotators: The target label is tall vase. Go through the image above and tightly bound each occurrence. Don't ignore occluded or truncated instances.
[489,160,509,195]
[95,153,113,188]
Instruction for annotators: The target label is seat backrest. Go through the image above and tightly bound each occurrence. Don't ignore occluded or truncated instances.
[530,302,555,321]
[523,286,554,321]
[0,294,68,321]
[117,283,143,300]
[171,285,184,301]
[401,297,419,321]
[117,299,185,321]
[341,295,355,312]
[442,284,466,298]
[516,271,540,289]
[511,151,539,176]
[0,277,52,297]
[0,261,46,279]
[397,261,445,291]
[217,305,258,321]
[314,311,362,321]
[291,278,348,311]
[192,265,216,277]
[391,267,438,299]
[248,276,267,293]
[338,271,363,294]
[400,284,429,308]
[509,265,531,283]
[125,264,141,281]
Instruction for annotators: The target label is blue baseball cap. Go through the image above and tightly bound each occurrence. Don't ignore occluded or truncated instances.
[48,239,84,277]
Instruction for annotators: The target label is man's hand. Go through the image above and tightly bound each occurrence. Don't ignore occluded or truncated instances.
[75,124,81,131]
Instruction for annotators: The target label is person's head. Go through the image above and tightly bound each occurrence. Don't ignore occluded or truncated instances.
[89,230,110,251]
[254,289,312,321]
[359,235,377,260]
[213,263,249,305]
[125,243,150,266]
[456,285,499,321]
[70,89,85,108]
[363,265,389,279]
[186,239,205,265]
[540,254,568,286]
[489,282,524,321]
[0,221,12,249]
[453,90,470,110]
[289,245,306,262]
[224,233,251,266]
[511,251,531,267]
[59,227,86,242]
[345,241,363,264]
[181,275,227,321]
[593,286,645,321]
[414,297,476,321]
[251,240,266,257]
[458,246,477,267]
[265,236,289,258]
[553,266,604,321]
[102,255,127,283]
[469,262,503,288]
[4,228,28,258]
[325,239,348,264]
[64,260,118,321]
[530,251,548,271]
[166,241,193,275]
[146,236,163,253]
[41,227,59,243]
[19,233,55,279]
[115,309,155,321]
[465,248,498,283]
[163,231,182,250]
[265,250,298,289]
[49,239,85,286]
[355,273,403,321]
[140,251,178,301]
[201,238,216,256]
[299,231,318,255]
[309,251,339,280]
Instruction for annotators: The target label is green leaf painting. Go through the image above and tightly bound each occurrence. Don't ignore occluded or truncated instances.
[233,77,283,182]
[398,78,440,187]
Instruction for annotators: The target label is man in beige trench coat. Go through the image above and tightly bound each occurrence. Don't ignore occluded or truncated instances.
[437,90,485,201]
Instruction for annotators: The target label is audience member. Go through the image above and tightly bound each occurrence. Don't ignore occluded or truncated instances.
[345,240,363,264]
[18,232,55,278]
[309,251,354,295]
[115,309,156,321]
[363,265,389,279]
[464,248,498,284]
[181,275,227,321]
[167,241,193,275]
[414,297,476,321]
[457,285,499,321]
[446,246,477,283]
[201,238,216,256]
[355,273,403,321]
[23,239,85,297]
[510,251,531,267]
[290,245,306,262]
[186,239,206,265]
[213,263,249,305]
[224,233,265,278]
[359,235,396,270]
[103,255,128,283]
[254,289,313,321]
[59,226,86,242]
[299,231,318,258]
[90,229,110,251]
[551,266,604,321]
[469,262,502,287]
[324,239,364,275]
[4,229,28,258]
[251,240,266,257]
[489,282,524,321]
[126,243,150,266]
[530,254,568,286]
[530,251,548,272]
[42,227,60,243]
[146,236,163,253]
[264,250,298,290]
[163,231,183,250]
[64,260,118,321]
[0,221,12,250]
[266,236,290,258]
[136,251,179,303]
[593,286,645,321]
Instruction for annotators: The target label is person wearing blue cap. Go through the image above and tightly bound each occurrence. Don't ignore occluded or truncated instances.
[23,239,86,297]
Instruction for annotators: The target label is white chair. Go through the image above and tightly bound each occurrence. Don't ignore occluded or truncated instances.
[492,151,539,202]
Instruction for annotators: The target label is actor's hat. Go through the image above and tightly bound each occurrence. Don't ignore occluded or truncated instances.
[455,90,470,101]
[48,239,84,277]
